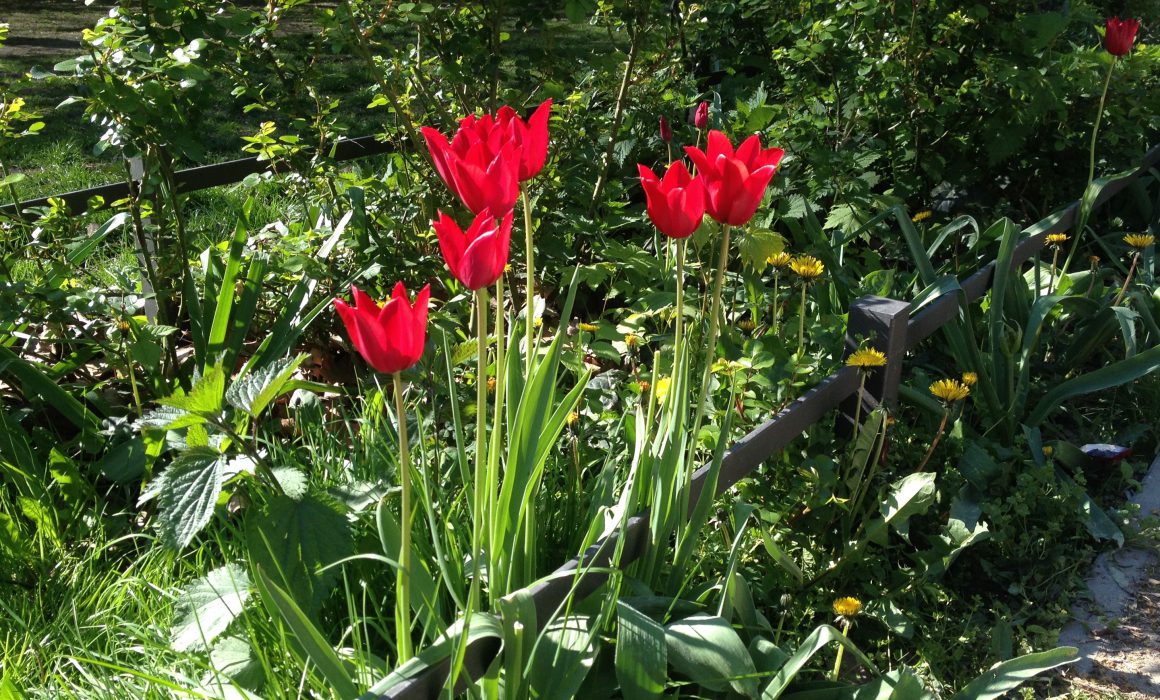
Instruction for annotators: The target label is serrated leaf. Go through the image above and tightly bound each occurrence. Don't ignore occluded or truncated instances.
[737,228,785,270]
[159,365,226,415]
[270,467,308,500]
[154,449,227,549]
[171,563,251,652]
[138,404,205,431]
[246,492,352,615]
[206,636,263,688]
[666,614,759,698]
[225,354,307,418]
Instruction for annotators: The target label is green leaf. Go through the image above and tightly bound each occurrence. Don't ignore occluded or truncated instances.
[877,472,937,543]
[171,562,251,652]
[206,636,263,688]
[737,228,785,270]
[529,615,598,699]
[0,173,26,187]
[761,625,878,699]
[246,492,352,616]
[0,345,102,435]
[158,365,226,415]
[950,647,1078,700]
[155,449,228,549]
[253,567,358,700]
[363,613,503,694]
[616,600,667,699]
[226,354,307,419]
[1026,343,1160,426]
[666,614,759,698]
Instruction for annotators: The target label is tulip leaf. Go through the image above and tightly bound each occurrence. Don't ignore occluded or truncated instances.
[616,600,667,699]
[950,646,1078,700]
[665,613,759,698]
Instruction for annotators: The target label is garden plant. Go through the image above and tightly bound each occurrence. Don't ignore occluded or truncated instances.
[1,2,1159,699]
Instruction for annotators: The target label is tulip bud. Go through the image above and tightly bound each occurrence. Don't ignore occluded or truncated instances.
[1104,17,1140,57]
[659,116,673,143]
[694,101,709,129]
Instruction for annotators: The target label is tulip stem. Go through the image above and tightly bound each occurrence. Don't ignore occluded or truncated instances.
[691,225,731,448]
[488,276,506,594]
[522,184,535,375]
[392,372,414,663]
[1062,58,1116,277]
[471,287,489,611]
[672,238,687,387]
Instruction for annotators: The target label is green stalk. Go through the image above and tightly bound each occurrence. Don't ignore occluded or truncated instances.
[487,276,506,594]
[797,283,809,355]
[851,372,867,442]
[831,620,851,681]
[1062,58,1116,276]
[472,287,489,608]
[522,184,535,376]
[1048,247,1060,295]
[772,271,781,337]
[672,238,687,385]
[1112,251,1140,306]
[392,372,414,662]
[691,225,731,438]
[915,405,949,473]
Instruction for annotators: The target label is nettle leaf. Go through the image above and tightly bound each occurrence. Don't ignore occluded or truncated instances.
[665,614,759,698]
[154,448,228,549]
[246,491,353,615]
[138,404,206,432]
[736,228,785,270]
[159,364,226,415]
[226,354,307,419]
[205,636,263,688]
[171,562,251,652]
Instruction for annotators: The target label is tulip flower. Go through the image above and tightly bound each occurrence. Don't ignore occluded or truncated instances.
[433,209,513,290]
[1104,17,1140,56]
[423,126,522,215]
[497,99,553,181]
[685,130,785,227]
[694,101,709,129]
[638,161,706,240]
[334,282,430,375]
[659,116,673,143]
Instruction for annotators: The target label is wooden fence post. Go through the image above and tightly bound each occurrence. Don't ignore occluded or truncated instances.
[837,295,909,436]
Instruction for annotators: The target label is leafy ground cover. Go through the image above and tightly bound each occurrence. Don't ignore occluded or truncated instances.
[2,2,1160,699]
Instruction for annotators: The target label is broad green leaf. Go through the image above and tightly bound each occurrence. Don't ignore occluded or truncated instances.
[666,614,759,698]
[876,472,936,543]
[0,345,102,435]
[950,646,1078,700]
[206,636,263,688]
[226,354,307,418]
[362,613,503,694]
[171,563,251,652]
[528,615,598,699]
[155,449,228,549]
[761,625,878,699]
[65,212,130,266]
[253,567,358,700]
[737,228,785,270]
[158,365,226,415]
[207,222,250,364]
[1026,343,1160,426]
[616,600,667,699]
[137,404,205,432]
[246,492,352,615]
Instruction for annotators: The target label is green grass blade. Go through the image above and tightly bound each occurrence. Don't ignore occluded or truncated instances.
[1027,343,1160,426]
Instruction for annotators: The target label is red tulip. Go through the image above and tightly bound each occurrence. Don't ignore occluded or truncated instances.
[334,282,430,374]
[685,130,785,227]
[423,125,522,215]
[1104,17,1140,56]
[659,116,673,143]
[638,161,706,239]
[694,101,709,129]
[433,209,513,290]
[496,99,553,181]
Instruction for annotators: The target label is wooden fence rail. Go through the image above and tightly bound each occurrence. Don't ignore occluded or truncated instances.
[376,143,1160,698]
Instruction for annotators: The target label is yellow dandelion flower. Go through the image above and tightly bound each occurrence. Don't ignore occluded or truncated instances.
[638,380,650,393]
[566,411,580,427]
[961,371,977,386]
[767,252,793,268]
[1045,233,1069,246]
[116,320,131,332]
[656,376,672,402]
[930,378,970,402]
[486,376,497,393]
[832,596,863,617]
[739,319,756,331]
[790,256,825,280]
[534,317,543,329]
[579,322,599,332]
[911,210,932,223]
[624,333,642,349]
[504,263,512,274]
[1124,234,1155,249]
[1042,445,1054,457]
[846,348,887,370]
[1089,255,1101,266]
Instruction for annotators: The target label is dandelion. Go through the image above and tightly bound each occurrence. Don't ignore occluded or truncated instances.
[791,256,825,354]
[911,210,932,223]
[739,319,756,332]
[961,371,977,386]
[1114,234,1154,305]
[768,251,792,337]
[767,252,792,268]
[919,378,970,471]
[846,348,886,439]
[1042,445,1053,458]
[116,319,131,333]
[655,376,672,402]
[578,322,599,333]
[1045,233,1069,294]
[831,596,863,680]
[930,378,970,402]
[487,376,497,393]
[638,380,650,393]
[566,411,580,428]
[846,348,887,370]
[624,333,642,349]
